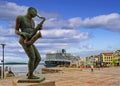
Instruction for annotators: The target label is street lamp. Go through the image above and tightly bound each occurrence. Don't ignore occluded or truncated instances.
[0,44,6,79]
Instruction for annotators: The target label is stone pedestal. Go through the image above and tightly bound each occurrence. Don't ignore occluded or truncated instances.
[12,76,55,86]
[17,76,45,83]
[13,80,55,86]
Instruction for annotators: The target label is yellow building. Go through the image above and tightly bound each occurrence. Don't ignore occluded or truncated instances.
[101,52,114,66]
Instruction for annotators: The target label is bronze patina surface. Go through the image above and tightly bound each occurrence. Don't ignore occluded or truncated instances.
[15,7,45,79]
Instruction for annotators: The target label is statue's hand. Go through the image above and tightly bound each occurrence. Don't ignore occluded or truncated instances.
[20,32,30,38]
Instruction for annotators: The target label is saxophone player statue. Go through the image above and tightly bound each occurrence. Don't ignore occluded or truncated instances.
[15,7,45,79]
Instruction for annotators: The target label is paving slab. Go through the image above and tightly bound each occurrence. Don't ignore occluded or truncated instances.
[0,67,120,86]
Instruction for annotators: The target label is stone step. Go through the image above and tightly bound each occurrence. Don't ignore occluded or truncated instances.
[12,77,55,86]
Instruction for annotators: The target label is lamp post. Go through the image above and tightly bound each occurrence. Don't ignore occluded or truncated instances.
[0,44,6,79]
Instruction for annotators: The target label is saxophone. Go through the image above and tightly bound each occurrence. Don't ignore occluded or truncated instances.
[30,15,46,38]
[24,15,46,45]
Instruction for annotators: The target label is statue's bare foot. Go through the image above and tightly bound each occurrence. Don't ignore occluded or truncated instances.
[28,75,40,79]
[26,73,28,76]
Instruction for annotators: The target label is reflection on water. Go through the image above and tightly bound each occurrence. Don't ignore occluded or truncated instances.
[4,64,45,75]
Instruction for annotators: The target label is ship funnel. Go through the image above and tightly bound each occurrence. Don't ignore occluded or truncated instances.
[62,49,66,54]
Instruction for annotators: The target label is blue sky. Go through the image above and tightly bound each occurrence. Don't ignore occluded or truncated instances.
[0,0,120,62]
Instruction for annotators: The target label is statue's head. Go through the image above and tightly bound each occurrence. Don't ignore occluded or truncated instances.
[27,7,37,18]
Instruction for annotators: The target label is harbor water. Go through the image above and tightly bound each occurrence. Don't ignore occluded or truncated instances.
[0,64,45,76]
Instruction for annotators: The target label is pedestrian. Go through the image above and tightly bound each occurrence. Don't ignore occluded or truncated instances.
[90,65,94,72]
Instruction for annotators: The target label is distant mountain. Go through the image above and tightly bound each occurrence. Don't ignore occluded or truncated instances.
[0,62,45,65]
[0,62,27,65]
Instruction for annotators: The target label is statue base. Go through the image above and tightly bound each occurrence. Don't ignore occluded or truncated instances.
[17,76,45,83]
[12,76,55,86]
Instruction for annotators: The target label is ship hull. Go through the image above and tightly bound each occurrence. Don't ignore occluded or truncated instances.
[44,61,70,67]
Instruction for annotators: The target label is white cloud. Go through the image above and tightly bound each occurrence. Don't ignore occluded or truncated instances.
[79,44,93,49]
[4,56,28,63]
[0,27,15,36]
[69,13,120,31]
[38,11,59,19]
[0,1,119,62]
[44,18,69,29]
[42,29,90,40]
[0,1,27,20]
[0,1,59,21]
[68,17,83,28]
[79,49,115,58]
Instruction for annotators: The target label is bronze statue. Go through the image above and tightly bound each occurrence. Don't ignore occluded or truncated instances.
[15,7,45,79]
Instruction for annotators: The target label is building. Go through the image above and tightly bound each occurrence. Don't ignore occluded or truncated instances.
[94,55,100,66]
[85,55,100,67]
[100,52,114,66]
[85,56,94,66]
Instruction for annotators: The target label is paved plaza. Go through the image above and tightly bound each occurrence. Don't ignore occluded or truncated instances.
[0,67,120,86]
[43,67,120,86]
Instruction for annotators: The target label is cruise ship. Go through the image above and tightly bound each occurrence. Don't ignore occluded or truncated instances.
[44,49,80,67]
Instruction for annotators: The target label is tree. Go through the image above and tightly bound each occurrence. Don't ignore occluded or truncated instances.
[112,59,117,66]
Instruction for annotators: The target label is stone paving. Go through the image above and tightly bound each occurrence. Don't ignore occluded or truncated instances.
[0,67,120,86]
[43,67,120,86]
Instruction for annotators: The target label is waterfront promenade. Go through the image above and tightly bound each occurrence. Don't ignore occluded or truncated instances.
[0,67,120,86]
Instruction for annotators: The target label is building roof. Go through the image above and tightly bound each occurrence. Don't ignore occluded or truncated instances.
[94,55,99,58]
[102,52,113,56]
